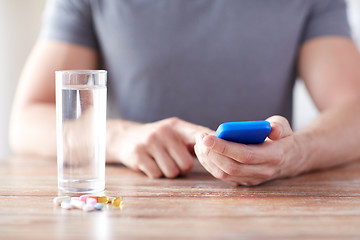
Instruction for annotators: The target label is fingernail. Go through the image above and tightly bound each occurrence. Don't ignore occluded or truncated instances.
[203,136,215,148]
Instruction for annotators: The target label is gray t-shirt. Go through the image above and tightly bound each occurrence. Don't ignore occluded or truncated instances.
[41,0,350,130]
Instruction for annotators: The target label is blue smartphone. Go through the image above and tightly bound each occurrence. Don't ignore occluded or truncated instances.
[215,121,271,144]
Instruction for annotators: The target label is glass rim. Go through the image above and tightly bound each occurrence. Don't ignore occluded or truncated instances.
[55,70,107,74]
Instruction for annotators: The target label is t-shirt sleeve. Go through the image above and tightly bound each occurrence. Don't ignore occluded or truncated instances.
[39,0,98,49]
[302,0,351,43]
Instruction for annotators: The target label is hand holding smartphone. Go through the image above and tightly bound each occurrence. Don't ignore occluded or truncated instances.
[215,121,271,144]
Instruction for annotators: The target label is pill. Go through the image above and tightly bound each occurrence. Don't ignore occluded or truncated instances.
[71,199,85,209]
[112,197,123,207]
[86,197,97,205]
[79,195,90,202]
[61,200,72,210]
[53,196,71,206]
[96,196,110,204]
[94,203,104,210]
[82,204,95,212]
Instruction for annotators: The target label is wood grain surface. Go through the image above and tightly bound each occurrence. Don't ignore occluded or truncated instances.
[1,156,360,240]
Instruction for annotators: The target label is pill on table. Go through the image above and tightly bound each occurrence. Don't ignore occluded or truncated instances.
[96,196,110,204]
[82,204,95,212]
[79,195,90,202]
[94,203,104,210]
[61,200,72,210]
[86,197,97,205]
[71,199,85,209]
[112,197,123,207]
[53,196,71,206]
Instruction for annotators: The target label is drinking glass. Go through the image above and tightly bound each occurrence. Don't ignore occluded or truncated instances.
[55,70,107,193]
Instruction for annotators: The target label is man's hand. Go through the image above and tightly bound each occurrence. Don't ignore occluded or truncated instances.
[194,116,305,186]
[107,117,213,178]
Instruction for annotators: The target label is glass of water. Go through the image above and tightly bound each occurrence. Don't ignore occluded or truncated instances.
[55,70,107,193]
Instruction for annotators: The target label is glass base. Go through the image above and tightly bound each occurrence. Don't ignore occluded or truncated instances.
[58,179,105,193]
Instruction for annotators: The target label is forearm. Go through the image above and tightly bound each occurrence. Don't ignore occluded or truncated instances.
[295,97,360,173]
[9,103,57,158]
[9,104,141,161]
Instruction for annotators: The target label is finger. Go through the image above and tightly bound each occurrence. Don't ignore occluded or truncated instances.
[194,143,213,173]
[153,150,181,178]
[266,115,293,140]
[149,139,181,178]
[171,118,215,145]
[122,149,163,178]
[195,141,273,185]
[195,142,231,181]
[206,147,275,180]
[136,154,163,179]
[156,125,194,175]
[200,134,269,164]
[166,138,194,175]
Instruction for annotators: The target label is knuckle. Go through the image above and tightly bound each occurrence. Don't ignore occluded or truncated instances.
[144,133,158,146]
[133,144,145,156]
[227,167,239,176]
[270,115,288,125]
[279,116,291,127]
[165,117,180,127]
[224,163,239,176]
[268,150,283,165]
[218,142,228,155]
[156,124,172,137]
[241,148,255,164]
[269,156,281,165]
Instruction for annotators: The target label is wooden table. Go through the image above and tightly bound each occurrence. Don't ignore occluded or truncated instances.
[1,156,360,240]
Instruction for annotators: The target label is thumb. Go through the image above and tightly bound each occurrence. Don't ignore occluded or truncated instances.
[266,115,293,140]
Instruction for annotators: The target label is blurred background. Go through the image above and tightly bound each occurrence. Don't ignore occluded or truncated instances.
[0,0,359,157]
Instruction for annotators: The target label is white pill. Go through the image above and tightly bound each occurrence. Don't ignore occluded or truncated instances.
[53,196,71,206]
[71,199,85,209]
[83,204,95,212]
[61,200,72,210]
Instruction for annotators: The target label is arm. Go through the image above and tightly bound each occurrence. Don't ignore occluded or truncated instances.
[194,37,360,185]
[9,39,99,157]
[295,36,360,171]
[10,39,211,178]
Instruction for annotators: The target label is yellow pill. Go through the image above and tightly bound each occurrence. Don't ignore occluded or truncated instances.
[112,197,123,207]
[97,196,110,204]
